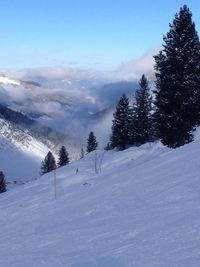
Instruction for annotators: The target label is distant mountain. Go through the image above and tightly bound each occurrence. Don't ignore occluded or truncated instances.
[0,118,49,182]
[0,103,76,149]
[0,72,137,145]
[0,72,138,181]
[0,103,81,181]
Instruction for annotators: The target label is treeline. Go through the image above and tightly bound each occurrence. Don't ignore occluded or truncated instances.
[40,5,200,175]
[110,74,153,150]
[40,131,98,175]
[111,5,200,150]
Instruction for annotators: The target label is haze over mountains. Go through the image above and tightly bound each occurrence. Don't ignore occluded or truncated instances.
[0,69,139,181]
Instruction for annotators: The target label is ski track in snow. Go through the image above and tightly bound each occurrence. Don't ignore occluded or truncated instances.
[1,141,200,266]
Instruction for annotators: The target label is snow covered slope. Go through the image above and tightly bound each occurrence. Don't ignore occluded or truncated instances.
[1,140,200,266]
[0,119,51,182]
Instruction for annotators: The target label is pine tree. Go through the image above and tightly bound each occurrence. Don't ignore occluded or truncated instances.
[154,5,200,148]
[0,171,6,193]
[110,94,130,150]
[58,146,69,167]
[40,151,56,175]
[129,74,153,145]
[86,132,98,153]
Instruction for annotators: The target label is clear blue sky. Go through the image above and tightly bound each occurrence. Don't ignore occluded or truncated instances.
[1,0,200,70]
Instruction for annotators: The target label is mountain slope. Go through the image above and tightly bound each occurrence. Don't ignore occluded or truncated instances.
[1,140,200,266]
[0,73,138,182]
[0,118,51,182]
[0,103,82,181]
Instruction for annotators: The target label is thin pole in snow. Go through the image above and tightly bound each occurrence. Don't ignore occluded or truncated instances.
[54,169,57,200]
[51,163,57,200]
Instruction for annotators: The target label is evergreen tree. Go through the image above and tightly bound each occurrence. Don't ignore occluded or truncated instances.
[110,94,130,150]
[154,5,200,148]
[58,146,69,167]
[0,171,6,193]
[129,74,153,145]
[40,151,56,175]
[86,132,98,153]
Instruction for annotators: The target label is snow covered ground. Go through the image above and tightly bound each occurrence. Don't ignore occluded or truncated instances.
[1,140,200,266]
[0,119,51,182]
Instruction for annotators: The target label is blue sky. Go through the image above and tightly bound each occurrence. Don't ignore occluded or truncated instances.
[1,0,200,70]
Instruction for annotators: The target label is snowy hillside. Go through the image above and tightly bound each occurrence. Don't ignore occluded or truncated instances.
[1,140,200,266]
[0,118,52,182]
[0,102,84,182]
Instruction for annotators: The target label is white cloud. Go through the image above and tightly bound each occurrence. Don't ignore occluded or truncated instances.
[115,48,159,80]
[4,47,159,83]
[11,67,89,81]
[0,48,159,137]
